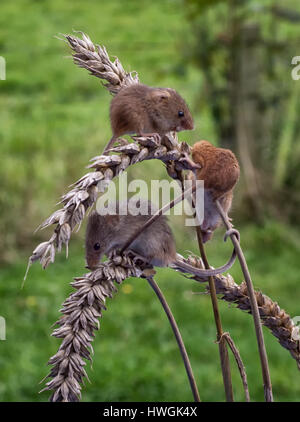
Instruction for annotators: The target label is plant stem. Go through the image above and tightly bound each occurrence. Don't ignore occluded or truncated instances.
[215,199,273,402]
[223,332,250,402]
[146,276,201,402]
[195,227,234,402]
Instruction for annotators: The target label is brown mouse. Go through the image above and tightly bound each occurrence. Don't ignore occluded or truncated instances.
[191,140,240,242]
[103,83,194,153]
[85,199,237,277]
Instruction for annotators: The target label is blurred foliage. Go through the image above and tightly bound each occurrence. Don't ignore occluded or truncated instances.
[1,0,300,402]
[0,0,199,263]
[184,0,300,223]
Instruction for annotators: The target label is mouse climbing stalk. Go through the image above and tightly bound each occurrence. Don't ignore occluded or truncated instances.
[85,197,237,278]
[103,83,194,153]
[190,140,240,243]
[187,140,241,401]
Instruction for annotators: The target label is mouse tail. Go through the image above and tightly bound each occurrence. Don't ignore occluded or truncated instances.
[171,250,236,278]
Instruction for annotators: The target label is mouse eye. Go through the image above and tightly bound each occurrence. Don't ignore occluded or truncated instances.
[178,111,184,118]
[94,243,101,251]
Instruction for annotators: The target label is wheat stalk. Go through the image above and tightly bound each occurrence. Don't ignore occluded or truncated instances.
[215,200,273,401]
[146,275,201,402]
[185,255,300,368]
[221,332,250,402]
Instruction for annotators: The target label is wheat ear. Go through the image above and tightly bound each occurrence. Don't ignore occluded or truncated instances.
[185,255,300,368]
[40,253,144,402]
[59,31,139,94]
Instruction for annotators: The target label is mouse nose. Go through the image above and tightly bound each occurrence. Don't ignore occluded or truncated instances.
[201,230,213,243]
[86,256,100,271]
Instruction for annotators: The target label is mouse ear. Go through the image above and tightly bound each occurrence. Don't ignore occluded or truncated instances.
[150,89,171,102]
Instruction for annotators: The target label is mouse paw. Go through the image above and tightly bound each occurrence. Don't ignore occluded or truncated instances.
[133,254,149,266]
[124,249,149,267]
[140,132,161,145]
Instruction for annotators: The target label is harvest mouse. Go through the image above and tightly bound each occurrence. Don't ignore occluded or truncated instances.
[85,199,237,277]
[190,140,240,243]
[103,83,194,153]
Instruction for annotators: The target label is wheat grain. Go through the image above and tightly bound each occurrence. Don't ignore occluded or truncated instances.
[41,252,144,402]
[185,255,300,368]
[60,31,139,95]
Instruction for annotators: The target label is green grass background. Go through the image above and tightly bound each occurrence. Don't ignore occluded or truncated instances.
[1,0,300,402]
